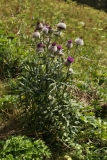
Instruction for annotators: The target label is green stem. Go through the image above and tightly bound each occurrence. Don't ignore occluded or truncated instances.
[74,44,79,54]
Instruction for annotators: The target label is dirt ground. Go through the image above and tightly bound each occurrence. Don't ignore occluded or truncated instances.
[0,115,23,140]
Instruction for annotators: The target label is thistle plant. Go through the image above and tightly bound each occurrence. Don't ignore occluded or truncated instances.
[17,20,86,157]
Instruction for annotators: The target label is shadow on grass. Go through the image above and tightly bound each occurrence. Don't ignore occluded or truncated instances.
[0,113,25,140]
[71,0,107,12]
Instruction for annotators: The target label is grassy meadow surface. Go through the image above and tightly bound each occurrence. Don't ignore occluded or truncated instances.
[0,0,107,159]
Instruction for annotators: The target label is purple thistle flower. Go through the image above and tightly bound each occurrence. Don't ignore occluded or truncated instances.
[36,43,44,52]
[67,56,74,63]
[68,40,72,43]
[65,56,74,66]
[55,45,64,56]
[48,42,57,53]
[42,25,53,33]
[66,40,73,48]
[52,42,56,46]
[57,45,62,50]
[37,43,44,48]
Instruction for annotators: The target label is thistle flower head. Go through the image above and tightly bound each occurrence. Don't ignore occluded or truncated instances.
[37,43,44,48]
[57,45,62,50]
[66,40,73,48]
[36,43,44,52]
[57,21,66,30]
[42,26,49,34]
[56,45,63,56]
[48,42,57,53]
[65,56,74,66]
[36,21,43,30]
[32,30,40,38]
[67,56,74,63]
[75,36,84,45]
